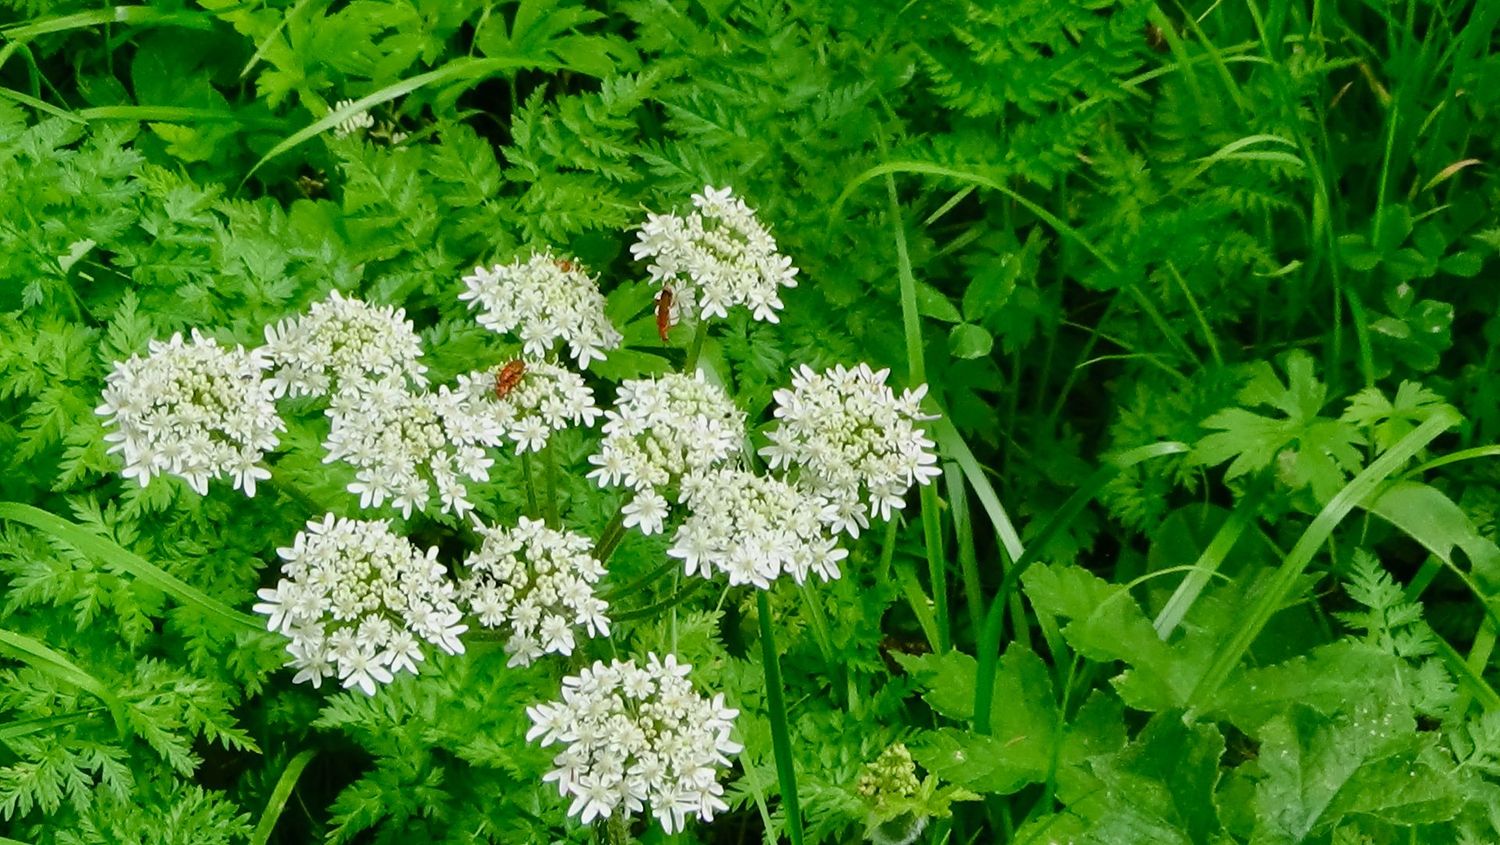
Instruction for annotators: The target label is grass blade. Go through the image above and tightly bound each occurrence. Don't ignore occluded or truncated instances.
[884,171,949,651]
[1188,408,1461,708]
[250,749,317,845]
[1153,491,1263,639]
[0,708,106,745]
[931,415,1025,562]
[0,502,261,632]
[242,55,556,183]
[0,627,126,736]
[757,589,804,845]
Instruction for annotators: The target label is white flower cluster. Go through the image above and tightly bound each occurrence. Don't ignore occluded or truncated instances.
[261,290,427,399]
[761,364,941,536]
[323,376,504,518]
[527,654,741,834]
[449,362,601,454]
[458,517,609,667]
[459,251,622,368]
[630,185,798,328]
[331,99,376,138]
[671,468,848,588]
[96,330,284,497]
[253,515,466,695]
[586,372,745,535]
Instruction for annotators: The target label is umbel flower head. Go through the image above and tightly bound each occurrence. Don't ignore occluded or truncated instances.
[586,372,745,534]
[322,375,505,518]
[261,289,427,399]
[330,98,376,138]
[857,744,930,845]
[458,516,610,667]
[253,515,467,695]
[630,185,798,330]
[450,361,602,454]
[97,329,284,497]
[671,467,847,588]
[761,363,941,537]
[527,653,741,834]
[459,250,622,369]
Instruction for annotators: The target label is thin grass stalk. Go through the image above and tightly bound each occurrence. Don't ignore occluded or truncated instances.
[757,589,805,845]
[250,749,317,845]
[543,442,561,527]
[0,502,260,631]
[1152,489,1263,639]
[521,451,539,518]
[884,172,950,651]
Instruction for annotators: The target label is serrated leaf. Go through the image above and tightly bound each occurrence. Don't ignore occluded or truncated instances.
[1083,712,1225,845]
[1254,702,1461,840]
[1022,564,1191,711]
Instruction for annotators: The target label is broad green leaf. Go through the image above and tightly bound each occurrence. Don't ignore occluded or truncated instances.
[1207,641,1402,733]
[947,323,993,359]
[910,648,1112,797]
[1361,480,1500,590]
[1192,351,1364,501]
[915,281,963,323]
[1254,703,1461,840]
[1022,563,1188,710]
[1082,713,1225,845]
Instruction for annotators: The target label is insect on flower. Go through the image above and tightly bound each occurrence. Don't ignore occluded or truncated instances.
[554,258,576,273]
[494,360,526,400]
[656,287,674,343]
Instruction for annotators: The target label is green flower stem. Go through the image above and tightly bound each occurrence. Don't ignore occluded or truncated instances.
[613,579,706,623]
[543,442,561,528]
[592,509,628,565]
[520,451,539,518]
[601,557,678,602]
[590,314,708,577]
[683,320,708,373]
[757,589,805,845]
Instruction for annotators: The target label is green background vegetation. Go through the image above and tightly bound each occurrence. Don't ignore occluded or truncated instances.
[2,0,1500,842]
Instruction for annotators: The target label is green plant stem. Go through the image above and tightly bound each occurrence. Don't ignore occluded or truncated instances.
[592,510,628,566]
[919,484,949,652]
[683,321,708,372]
[614,579,705,623]
[601,557,679,602]
[884,169,926,384]
[543,443,560,528]
[250,750,317,845]
[521,451,539,518]
[884,171,949,651]
[589,317,709,570]
[757,589,804,845]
